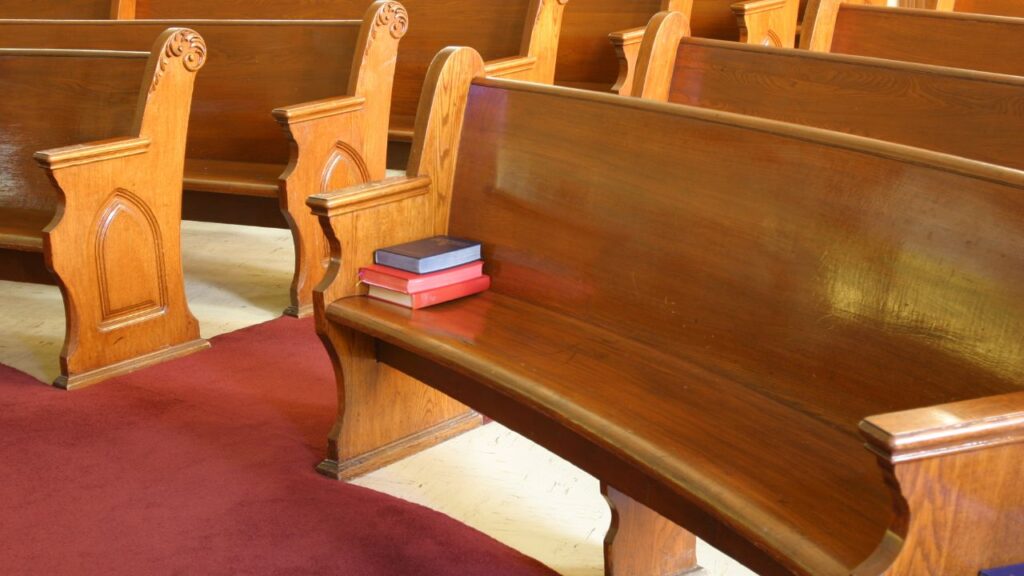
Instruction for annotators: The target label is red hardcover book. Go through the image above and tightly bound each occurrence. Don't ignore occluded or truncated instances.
[359,261,483,293]
[367,275,490,309]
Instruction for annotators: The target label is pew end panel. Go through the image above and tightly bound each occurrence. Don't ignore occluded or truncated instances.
[317,45,1024,574]
[855,392,1024,575]
[274,1,407,318]
[24,30,208,388]
[307,47,489,480]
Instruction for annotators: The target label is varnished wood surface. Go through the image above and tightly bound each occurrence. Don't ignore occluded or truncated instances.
[0,30,208,387]
[827,5,1024,76]
[0,51,142,217]
[0,20,360,166]
[0,0,112,18]
[116,0,550,134]
[648,36,1024,169]
[954,0,1024,16]
[320,69,1024,574]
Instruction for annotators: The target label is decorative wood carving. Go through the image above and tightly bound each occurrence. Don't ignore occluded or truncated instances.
[94,189,168,330]
[320,141,371,195]
[0,29,208,388]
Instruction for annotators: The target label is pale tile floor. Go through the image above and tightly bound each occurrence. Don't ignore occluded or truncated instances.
[0,220,755,576]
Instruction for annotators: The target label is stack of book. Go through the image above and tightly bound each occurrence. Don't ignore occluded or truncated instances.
[359,236,490,309]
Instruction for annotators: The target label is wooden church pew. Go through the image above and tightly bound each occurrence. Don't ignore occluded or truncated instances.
[802,0,1024,77]
[626,11,1024,169]
[0,0,115,18]
[0,1,405,317]
[557,0,799,95]
[0,28,207,388]
[309,46,1024,575]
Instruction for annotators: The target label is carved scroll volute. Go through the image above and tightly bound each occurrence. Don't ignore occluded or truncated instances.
[349,1,408,180]
[137,28,206,138]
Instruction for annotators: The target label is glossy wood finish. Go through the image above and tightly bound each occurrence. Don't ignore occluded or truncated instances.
[0,0,113,18]
[806,3,1024,76]
[953,0,1024,16]
[0,30,207,388]
[0,3,403,317]
[314,47,1024,575]
[603,484,698,576]
[105,0,566,149]
[561,0,799,95]
[629,17,1024,169]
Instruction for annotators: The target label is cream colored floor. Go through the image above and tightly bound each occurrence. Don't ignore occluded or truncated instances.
[0,220,754,576]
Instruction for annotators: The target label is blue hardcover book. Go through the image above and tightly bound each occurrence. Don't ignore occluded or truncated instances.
[982,565,1024,576]
[374,236,481,274]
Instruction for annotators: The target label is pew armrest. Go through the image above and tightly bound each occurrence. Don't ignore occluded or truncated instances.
[34,137,150,171]
[307,175,432,218]
[309,175,436,309]
[610,26,648,96]
[484,56,540,81]
[862,391,1024,463]
[731,0,795,48]
[272,95,366,125]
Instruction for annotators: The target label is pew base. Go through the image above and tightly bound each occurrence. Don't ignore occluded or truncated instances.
[316,410,483,481]
[283,303,313,319]
[54,338,210,391]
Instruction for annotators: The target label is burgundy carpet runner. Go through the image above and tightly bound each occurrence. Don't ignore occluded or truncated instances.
[0,317,556,575]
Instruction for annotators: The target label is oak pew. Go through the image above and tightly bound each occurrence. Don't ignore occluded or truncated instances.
[0,0,116,18]
[0,29,207,388]
[309,47,1024,575]
[103,0,568,167]
[626,11,1024,170]
[557,0,800,95]
[952,0,1024,16]
[0,2,405,317]
[802,0,1024,76]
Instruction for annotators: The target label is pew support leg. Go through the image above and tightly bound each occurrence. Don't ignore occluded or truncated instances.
[307,175,481,479]
[37,139,207,389]
[314,321,481,480]
[603,483,702,576]
[275,97,378,318]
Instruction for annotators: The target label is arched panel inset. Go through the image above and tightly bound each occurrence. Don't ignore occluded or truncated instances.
[320,141,371,194]
[94,189,168,330]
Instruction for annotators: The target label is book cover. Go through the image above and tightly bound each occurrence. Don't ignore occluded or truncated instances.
[982,565,1024,576]
[367,275,490,310]
[374,236,481,274]
[359,261,484,294]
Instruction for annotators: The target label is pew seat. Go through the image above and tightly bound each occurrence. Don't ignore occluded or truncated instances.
[0,210,50,252]
[0,30,207,388]
[183,160,283,198]
[311,47,1024,575]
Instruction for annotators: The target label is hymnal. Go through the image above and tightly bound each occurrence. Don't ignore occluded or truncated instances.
[374,236,481,274]
[367,275,490,309]
[359,261,484,293]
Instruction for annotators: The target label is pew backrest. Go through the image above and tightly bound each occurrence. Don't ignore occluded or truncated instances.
[0,48,145,215]
[629,14,1024,169]
[101,0,565,133]
[804,2,1024,76]
[0,0,114,18]
[0,19,367,170]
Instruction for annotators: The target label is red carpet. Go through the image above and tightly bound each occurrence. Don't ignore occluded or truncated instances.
[0,317,557,575]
